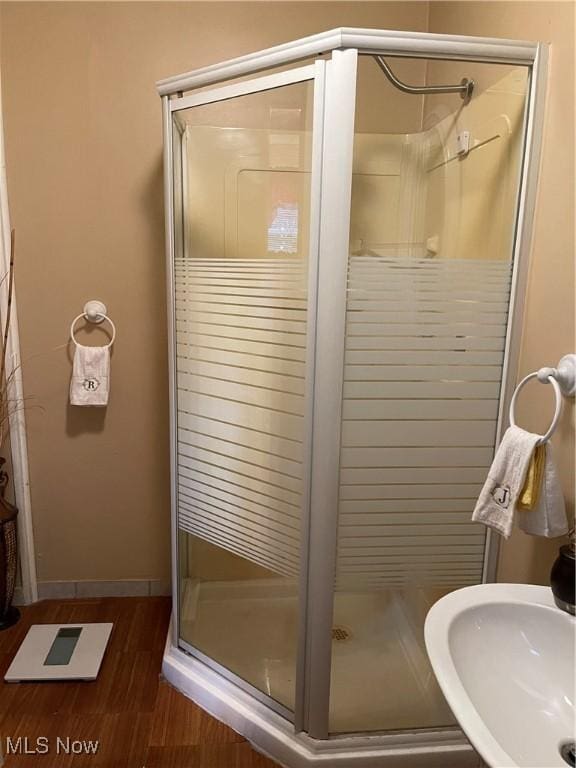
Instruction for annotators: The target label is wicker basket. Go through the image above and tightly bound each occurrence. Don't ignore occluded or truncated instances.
[0,458,19,630]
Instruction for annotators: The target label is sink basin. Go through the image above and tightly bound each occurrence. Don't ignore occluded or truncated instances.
[425,583,575,768]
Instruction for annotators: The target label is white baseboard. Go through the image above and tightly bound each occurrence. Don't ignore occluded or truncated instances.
[12,579,171,604]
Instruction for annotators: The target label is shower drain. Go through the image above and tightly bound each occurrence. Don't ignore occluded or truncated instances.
[560,740,576,767]
[332,626,352,642]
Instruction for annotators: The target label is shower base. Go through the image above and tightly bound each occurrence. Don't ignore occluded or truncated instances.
[163,582,480,768]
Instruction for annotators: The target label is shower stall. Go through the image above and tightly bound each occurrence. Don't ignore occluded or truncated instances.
[158,28,546,767]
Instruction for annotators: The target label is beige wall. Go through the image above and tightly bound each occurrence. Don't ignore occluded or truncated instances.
[0,1,429,582]
[1,1,573,587]
[428,1,575,584]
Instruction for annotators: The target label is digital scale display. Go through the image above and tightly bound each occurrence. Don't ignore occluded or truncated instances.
[44,627,83,666]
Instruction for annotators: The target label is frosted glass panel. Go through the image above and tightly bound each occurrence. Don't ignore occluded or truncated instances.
[337,253,511,593]
[175,256,307,577]
[172,80,314,713]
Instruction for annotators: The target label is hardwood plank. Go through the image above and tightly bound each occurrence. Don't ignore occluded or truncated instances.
[145,744,240,768]
[149,682,244,747]
[145,743,280,768]
[69,712,152,767]
[236,742,283,768]
[0,714,75,768]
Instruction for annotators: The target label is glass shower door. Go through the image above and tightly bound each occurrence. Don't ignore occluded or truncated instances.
[327,55,529,734]
[168,65,322,718]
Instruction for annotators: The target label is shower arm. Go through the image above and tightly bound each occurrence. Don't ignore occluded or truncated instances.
[374,56,474,102]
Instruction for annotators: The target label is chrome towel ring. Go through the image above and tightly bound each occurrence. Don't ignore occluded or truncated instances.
[509,354,575,444]
[70,300,116,348]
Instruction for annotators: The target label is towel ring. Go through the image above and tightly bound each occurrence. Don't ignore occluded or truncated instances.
[509,371,562,444]
[70,310,116,349]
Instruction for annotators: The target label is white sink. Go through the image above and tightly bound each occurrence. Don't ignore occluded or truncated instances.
[425,583,575,768]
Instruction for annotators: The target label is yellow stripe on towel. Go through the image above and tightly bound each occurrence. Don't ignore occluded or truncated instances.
[519,443,546,510]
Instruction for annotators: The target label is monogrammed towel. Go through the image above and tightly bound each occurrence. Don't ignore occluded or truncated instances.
[70,344,110,406]
[472,426,540,538]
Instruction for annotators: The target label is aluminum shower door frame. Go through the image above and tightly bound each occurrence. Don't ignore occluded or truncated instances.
[162,60,328,727]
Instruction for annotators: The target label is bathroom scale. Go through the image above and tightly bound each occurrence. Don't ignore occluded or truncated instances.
[4,623,113,682]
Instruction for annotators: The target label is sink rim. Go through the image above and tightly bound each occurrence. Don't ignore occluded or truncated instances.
[424,582,575,768]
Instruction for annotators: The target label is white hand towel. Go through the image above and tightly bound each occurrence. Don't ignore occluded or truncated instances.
[472,425,540,538]
[517,442,568,537]
[70,344,110,407]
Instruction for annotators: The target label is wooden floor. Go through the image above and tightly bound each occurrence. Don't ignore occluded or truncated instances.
[0,597,280,767]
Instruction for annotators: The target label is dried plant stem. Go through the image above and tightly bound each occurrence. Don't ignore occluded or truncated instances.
[0,229,17,446]
[0,229,15,390]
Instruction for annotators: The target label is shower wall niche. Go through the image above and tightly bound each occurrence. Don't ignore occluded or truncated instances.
[159,28,546,760]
